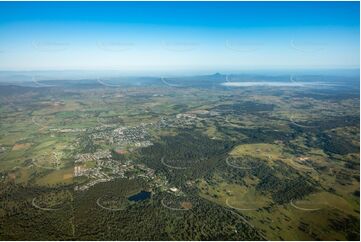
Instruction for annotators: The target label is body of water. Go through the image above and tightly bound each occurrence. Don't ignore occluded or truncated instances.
[128,191,151,202]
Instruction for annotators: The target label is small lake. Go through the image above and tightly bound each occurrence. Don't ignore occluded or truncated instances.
[128,191,151,202]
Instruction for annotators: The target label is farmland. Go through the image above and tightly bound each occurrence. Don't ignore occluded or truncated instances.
[0,73,359,240]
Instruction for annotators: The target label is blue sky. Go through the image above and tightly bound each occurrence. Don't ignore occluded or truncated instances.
[0,1,359,72]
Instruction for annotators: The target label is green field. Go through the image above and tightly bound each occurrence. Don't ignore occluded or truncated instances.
[0,75,359,240]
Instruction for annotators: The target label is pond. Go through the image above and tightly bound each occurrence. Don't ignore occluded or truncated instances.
[128,191,151,202]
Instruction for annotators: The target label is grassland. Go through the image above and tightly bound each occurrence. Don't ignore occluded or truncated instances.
[0,75,359,240]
